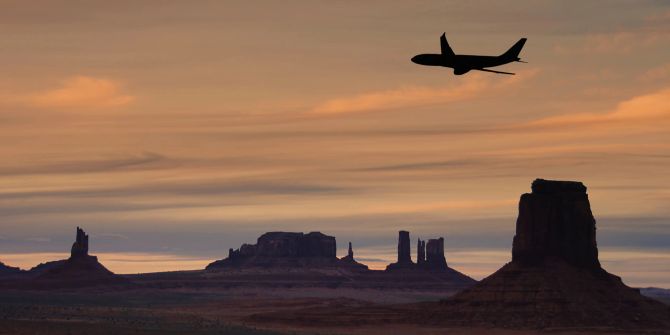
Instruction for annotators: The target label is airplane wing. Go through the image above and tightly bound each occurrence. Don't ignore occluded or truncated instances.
[473,68,515,75]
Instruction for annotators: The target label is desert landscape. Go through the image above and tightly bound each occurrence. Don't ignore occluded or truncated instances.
[2,2,670,334]
[1,179,668,334]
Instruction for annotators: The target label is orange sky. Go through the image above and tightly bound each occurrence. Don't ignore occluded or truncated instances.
[1,1,669,287]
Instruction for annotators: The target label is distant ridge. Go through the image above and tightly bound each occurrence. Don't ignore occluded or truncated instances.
[0,261,23,276]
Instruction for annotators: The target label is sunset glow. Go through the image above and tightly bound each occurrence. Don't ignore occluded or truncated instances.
[1,1,669,287]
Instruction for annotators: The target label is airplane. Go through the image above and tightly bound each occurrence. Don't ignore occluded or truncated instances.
[411,33,527,75]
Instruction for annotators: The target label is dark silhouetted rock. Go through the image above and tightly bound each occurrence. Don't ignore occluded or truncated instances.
[512,178,599,269]
[38,255,115,279]
[27,227,121,288]
[254,232,335,257]
[386,232,461,274]
[340,242,368,270]
[70,226,89,259]
[0,261,23,276]
[419,179,670,329]
[397,230,411,263]
[340,242,354,261]
[385,231,416,271]
[424,238,447,271]
[207,231,365,270]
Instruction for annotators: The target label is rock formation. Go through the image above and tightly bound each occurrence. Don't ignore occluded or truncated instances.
[513,179,599,268]
[423,179,670,329]
[388,232,450,272]
[340,242,368,269]
[340,242,354,261]
[29,227,119,287]
[424,237,447,271]
[385,231,416,270]
[207,232,366,270]
[70,226,89,259]
[0,261,23,276]
[397,230,412,263]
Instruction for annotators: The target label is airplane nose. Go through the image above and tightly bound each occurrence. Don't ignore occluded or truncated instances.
[411,55,419,64]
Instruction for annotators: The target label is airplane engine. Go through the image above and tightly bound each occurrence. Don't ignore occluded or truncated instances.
[454,67,470,75]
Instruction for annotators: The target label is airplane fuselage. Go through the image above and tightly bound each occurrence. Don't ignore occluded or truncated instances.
[411,54,511,74]
[411,34,526,75]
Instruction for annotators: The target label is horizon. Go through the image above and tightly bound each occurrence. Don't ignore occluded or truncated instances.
[2,1,670,288]
[3,204,670,288]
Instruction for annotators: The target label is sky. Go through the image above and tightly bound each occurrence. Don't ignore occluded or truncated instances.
[1,1,669,287]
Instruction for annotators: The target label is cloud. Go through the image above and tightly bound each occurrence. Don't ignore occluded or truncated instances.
[24,237,51,243]
[638,63,670,82]
[310,72,532,115]
[21,76,135,109]
[555,32,670,55]
[645,9,670,24]
[353,158,479,172]
[584,33,647,53]
[363,199,518,216]
[521,87,670,131]
[0,152,169,177]
[0,179,357,201]
[97,233,130,241]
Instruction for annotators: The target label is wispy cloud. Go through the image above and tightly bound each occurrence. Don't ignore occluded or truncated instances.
[645,9,670,24]
[363,199,518,216]
[352,158,479,172]
[555,32,670,55]
[310,72,534,115]
[24,237,51,243]
[521,87,670,131]
[97,233,130,241]
[0,152,169,177]
[17,76,135,110]
[0,179,357,201]
[638,63,670,82]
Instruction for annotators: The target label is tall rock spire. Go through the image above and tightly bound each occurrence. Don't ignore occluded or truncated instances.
[397,230,412,264]
[386,231,417,270]
[70,227,89,259]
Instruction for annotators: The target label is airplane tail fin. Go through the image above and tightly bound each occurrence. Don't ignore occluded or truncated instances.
[440,33,455,58]
[500,38,527,61]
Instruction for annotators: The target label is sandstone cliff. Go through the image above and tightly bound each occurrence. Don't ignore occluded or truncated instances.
[423,179,670,329]
[207,232,365,270]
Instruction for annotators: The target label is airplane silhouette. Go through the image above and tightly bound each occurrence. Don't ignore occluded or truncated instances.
[411,34,527,75]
